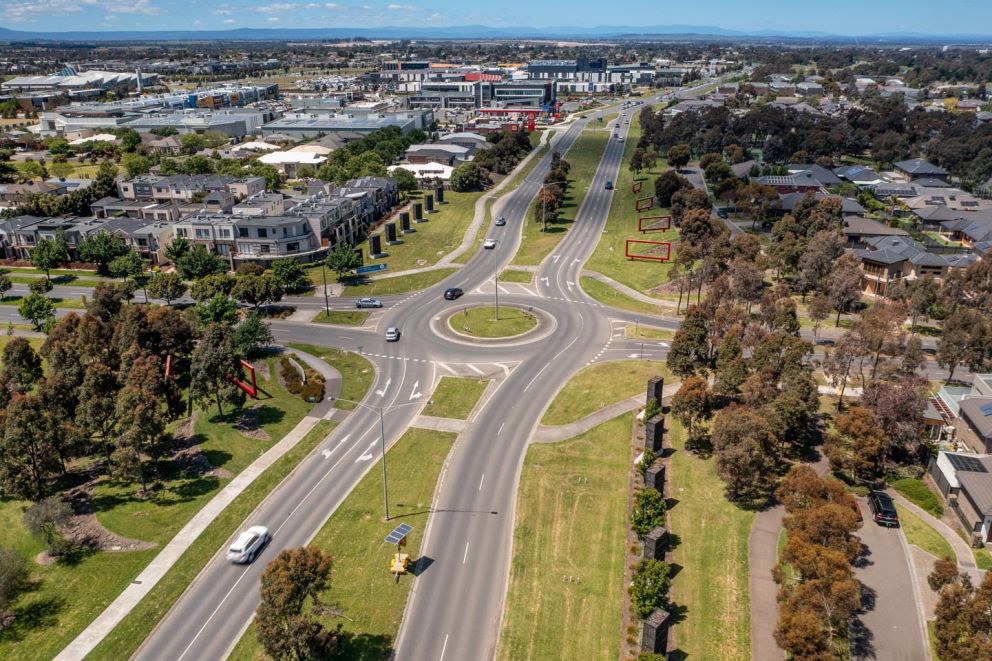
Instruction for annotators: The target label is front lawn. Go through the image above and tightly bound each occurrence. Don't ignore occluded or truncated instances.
[895,504,955,561]
[542,360,670,426]
[498,413,631,661]
[890,478,944,517]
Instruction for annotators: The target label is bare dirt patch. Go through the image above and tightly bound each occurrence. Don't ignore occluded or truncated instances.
[62,488,156,554]
[234,405,272,441]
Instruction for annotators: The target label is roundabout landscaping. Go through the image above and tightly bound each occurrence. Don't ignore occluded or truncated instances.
[447,304,540,339]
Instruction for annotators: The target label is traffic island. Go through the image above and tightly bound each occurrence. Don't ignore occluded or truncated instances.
[447,305,539,339]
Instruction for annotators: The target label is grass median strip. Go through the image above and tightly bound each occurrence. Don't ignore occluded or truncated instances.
[512,127,608,266]
[228,428,457,661]
[499,269,534,284]
[585,108,678,296]
[341,268,457,297]
[312,310,370,326]
[421,376,489,420]
[542,359,670,426]
[449,305,537,338]
[86,420,336,661]
[626,324,675,340]
[668,419,754,660]
[895,504,955,561]
[498,413,631,661]
[580,276,665,316]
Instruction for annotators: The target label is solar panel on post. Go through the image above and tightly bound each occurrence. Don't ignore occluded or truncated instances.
[384,523,413,545]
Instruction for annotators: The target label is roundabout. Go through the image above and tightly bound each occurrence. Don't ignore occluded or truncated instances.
[446,303,544,340]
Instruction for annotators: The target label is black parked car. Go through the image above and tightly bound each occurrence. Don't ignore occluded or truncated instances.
[443,287,464,300]
[867,491,899,527]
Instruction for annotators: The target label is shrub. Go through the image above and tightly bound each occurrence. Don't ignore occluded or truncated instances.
[23,496,73,557]
[637,449,657,479]
[28,278,53,295]
[891,478,943,517]
[631,558,671,618]
[644,398,661,422]
[631,489,666,539]
[280,356,304,395]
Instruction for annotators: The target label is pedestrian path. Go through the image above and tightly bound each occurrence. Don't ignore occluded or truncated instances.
[411,415,468,433]
[888,489,980,574]
[533,382,680,443]
[55,351,343,661]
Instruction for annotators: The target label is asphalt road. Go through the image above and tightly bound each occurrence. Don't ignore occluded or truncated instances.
[852,499,928,661]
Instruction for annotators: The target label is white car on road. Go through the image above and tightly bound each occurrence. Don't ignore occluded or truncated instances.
[483,239,497,249]
[227,526,269,564]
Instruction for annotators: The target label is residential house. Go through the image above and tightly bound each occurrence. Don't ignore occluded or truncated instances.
[841,215,909,248]
[895,158,949,182]
[929,451,992,543]
[405,143,471,166]
[777,192,866,217]
[833,165,887,187]
[0,180,69,207]
[786,164,842,187]
[754,171,823,194]
[796,81,824,97]
[852,235,976,296]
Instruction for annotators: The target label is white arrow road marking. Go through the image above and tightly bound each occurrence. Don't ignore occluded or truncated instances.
[322,433,351,458]
[541,277,550,285]
[572,257,581,264]
[552,254,560,263]
[409,381,422,400]
[375,377,391,397]
[355,440,377,463]
[566,281,574,289]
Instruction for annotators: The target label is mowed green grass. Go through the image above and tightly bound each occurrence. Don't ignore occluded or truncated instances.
[580,275,665,316]
[88,420,335,661]
[895,504,956,562]
[498,413,631,661]
[668,419,754,660]
[449,305,537,338]
[341,268,457,297]
[499,269,534,284]
[312,310,370,326]
[0,355,313,661]
[626,324,675,340]
[585,109,679,295]
[228,428,456,661]
[421,376,489,420]
[542,360,670,426]
[285,344,375,411]
[512,127,609,266]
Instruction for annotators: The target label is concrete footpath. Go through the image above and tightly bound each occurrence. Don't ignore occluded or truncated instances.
[533,382,680,443]
[56,351,342,661]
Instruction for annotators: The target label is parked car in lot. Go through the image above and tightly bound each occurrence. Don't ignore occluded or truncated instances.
[385,327,401,342]
[867,491,899,527]
[483,239,497,249]
[356,297,383,309]
[495,216,506,226]
[443,287,463,300]
[227,526,269,564]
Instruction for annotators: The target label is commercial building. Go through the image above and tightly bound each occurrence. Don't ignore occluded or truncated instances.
[260,109,434,141]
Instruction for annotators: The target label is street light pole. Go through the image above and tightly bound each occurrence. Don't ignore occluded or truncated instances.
[493,240,500,321]
[379,406,389,520]
[321,261,330,316]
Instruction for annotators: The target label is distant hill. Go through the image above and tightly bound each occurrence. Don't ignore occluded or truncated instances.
[0,24,989,43]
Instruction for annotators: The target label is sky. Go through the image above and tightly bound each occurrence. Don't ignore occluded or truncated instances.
[2,0,991,35]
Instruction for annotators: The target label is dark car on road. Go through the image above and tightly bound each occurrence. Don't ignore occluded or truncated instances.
[443,287,463,300]
[717,208,729,219]
[868,491,899,527]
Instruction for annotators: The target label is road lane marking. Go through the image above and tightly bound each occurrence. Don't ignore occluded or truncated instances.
[523,334,581,392]
[437,361,457,375]
[374,377,391,397]
[462,542,470,564]
[176,567,253,661]
[321,433,351,459]
[409,380,422,400]
[439,634,449,661]
[467,363,484,375]
[478,474,485,491]
[355,440,376,463]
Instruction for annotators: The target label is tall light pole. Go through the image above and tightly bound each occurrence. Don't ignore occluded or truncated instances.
[321,259,330,316]
[490,238,501,320]
[328,396,426,521]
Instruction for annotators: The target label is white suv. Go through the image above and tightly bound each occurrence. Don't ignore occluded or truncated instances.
[227,526,269,564]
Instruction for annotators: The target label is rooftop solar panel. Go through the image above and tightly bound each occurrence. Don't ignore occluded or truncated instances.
[948,453,988,473]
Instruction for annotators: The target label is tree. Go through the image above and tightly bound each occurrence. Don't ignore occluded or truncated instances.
[631,559,671,618]
[735,183,780,230]
[937,308,991,382]
[190,323,246,416]
[669,187,711,225]
[326,243,362,280]
[121,152,152,178]
[119,128,141,153]
[0,274,10,302]
[0,549,29,632]
[823,405,888,479]
[23,496,73,557]
[667,144,691,169]
[0,395,65,500]
[629,148,644,176]
[29,235,68,282]
[932,569,992,660]
[271,259,310,294]
[667,307,710,378]
[194,293,239,327]
[180,132,206,154]
[164,235,191,265]
[28,278,52,295]
[774,608,831,660]
[108,252,147,301]
[233,312,273,359]
[654,169,692,207]
[711,407,779,502]
[827,253,862,326]
[783,503,862,562]
[255,546,337,661]
[928,556,959,592]
[631,489,667,539]
[76,362,120,459]
[808,293,831,340]
[2,337,42,390]
[176,245,227,280]
[670,376,714,436]
[232,274,284,311]
[78,231,129,275]
[907,275,939,330]
[450,162,486,192]
[18,293,55,332]
[146,272,187,305]
[797,230,845,299]
[389,167,418,196]
[190,273,235,302]
[776,465,852,514]
[113,351,169,492]
[862,376,928,460]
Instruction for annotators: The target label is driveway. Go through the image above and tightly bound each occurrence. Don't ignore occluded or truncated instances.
[852,499,929,661]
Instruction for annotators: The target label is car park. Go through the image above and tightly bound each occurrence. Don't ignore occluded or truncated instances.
[356,297,383,309]
[443,287,463,300]
[867,491,899,527]
[495,216,506,226]
[385,327,401,342]
[227,526,269,564]
[483,239,497,249]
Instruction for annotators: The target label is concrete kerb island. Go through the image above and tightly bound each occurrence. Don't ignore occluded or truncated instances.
[435,303,555,345]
